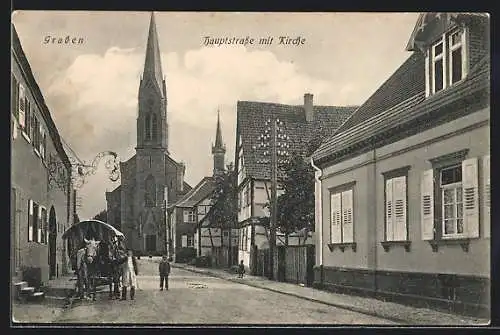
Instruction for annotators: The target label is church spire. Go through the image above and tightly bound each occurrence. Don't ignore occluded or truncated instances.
[143,12,164,95]
[214,110,223,149]
[212,110,226,175]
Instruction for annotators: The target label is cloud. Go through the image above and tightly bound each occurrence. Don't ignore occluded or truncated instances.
[46,45,345,218]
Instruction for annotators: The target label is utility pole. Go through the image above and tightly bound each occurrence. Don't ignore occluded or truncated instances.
[269,119,277,280]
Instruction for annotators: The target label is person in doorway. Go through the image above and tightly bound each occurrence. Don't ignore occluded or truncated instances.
[159,255,171,291]
[238,260,245,278]
[121,249,138,300]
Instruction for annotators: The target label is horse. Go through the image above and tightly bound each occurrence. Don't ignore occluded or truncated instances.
[76,238,101,301]
[100,239,126,299]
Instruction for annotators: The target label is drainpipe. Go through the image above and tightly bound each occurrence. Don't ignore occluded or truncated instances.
[372,146,378,295]
[310,157,323,286]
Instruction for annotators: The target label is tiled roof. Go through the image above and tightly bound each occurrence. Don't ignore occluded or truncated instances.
[174,176,215,208]
[312,55,490,163]
[236,101,357,180]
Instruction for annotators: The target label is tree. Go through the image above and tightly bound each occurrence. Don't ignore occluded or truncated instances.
[275,152,315,245]
[207,163,238,264]
[93,209,107,222]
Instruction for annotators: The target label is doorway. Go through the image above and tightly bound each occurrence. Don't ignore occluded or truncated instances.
[145,234,156,253]
[49,206,57,279]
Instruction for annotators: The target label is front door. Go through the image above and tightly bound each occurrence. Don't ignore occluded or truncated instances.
[145,234,156,253]
[49,207,57,278]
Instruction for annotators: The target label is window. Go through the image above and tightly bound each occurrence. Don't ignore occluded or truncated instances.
[184,209,196,223]
[427,28,468,96]
[18,84,26,130]
[330,188,354,244]
[440,165,464,237]
[11,74,19,119]
[144,113,158,142]
[40,207,47,244]
[145,114,151,141]
[385,176,408,241]
[223,231,229,237]
[421,156,480,245]
[483,155,490,238]
[29,201,40,243]
[145,175,156,207]
[33,116,41,153]
[151,114,158,141]
[187,235,194,247]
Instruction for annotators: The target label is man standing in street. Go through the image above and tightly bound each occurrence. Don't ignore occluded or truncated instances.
[121,249,138,300]
[159,255,171,291]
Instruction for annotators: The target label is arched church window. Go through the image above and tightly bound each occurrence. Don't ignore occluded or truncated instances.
[145,114,152,141]
[151,114,158,141]
[145,175,156,207]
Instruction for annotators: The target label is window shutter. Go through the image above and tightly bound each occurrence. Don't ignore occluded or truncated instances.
[425,50,430,97]
[341,189,354,243]
[330,193,342,243]
[463,157,479,238]
[483,155,490,238]
[385,179,394,241]
[28,200,33,242]
[18,84,26,129]
[393,176,408,241]
[421,169,434,240]
[37,206,42,243]
[39,125,45,157]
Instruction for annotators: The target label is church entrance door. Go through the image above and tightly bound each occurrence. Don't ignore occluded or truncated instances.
[145,234,156,253]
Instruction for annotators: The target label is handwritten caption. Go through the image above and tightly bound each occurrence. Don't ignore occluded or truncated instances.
[203,36,306,47]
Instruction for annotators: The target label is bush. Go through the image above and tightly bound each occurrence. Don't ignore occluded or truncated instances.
[175,247,197,263]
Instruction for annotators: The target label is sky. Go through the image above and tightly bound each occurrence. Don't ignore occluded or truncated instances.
[12,11,420,219]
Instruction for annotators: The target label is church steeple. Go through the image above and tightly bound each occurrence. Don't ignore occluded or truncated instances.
[212,111,226,176]
[137,11,168,151]
[143,12,164,96]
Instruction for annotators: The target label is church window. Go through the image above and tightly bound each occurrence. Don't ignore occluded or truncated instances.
[145,114,152,141]
[145,175,156,207]
[151,114,158,141]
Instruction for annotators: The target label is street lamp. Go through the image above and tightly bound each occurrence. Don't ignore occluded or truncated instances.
[253,118,290,280]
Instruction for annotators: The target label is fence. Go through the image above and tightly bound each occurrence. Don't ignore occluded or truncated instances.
[251,245,315,286]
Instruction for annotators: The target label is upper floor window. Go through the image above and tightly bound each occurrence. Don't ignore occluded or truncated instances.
[184,209,196,223]
[427,27,468,96]
[145,113,158,142]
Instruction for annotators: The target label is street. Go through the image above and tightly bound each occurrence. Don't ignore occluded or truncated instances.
[53,258,396,325]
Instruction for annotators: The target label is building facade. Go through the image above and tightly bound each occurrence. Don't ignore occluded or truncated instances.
[11,24,76,286]
[106,13,191,255]
[311,13,490,316]
[235,95,357,272]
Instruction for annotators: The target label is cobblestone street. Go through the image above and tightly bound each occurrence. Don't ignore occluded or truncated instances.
[44,258,395,325]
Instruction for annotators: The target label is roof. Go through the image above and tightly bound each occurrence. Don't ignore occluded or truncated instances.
[406,12,490,52]
[11,24,72,171]
[236,100,357,180]
[174,176,215,208]
[62,219,124,240]
[312,55,489,164]
[142,12,164,95]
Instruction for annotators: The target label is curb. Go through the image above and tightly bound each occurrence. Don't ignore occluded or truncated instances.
[173,264,411,325]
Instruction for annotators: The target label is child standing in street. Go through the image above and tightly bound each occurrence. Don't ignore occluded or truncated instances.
[238,260,245,278]
[159,255,171,291]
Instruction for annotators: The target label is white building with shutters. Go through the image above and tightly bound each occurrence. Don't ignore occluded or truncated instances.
[11,24,77,287]
[310,13,490,318]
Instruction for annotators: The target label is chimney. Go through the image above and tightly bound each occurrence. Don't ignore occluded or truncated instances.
[304,93,314,122]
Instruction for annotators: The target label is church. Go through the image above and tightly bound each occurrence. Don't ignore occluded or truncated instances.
[106,13,192,255]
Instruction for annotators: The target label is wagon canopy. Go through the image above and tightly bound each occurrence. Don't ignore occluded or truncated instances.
[62,219,124,242]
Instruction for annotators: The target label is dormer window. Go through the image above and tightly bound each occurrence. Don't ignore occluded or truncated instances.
[426,27,468,96]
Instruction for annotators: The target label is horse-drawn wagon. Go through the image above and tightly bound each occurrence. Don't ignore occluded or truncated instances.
[62,219,126,300]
